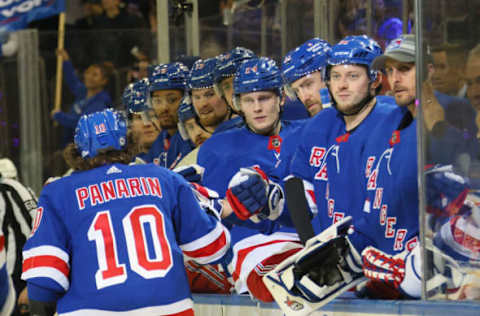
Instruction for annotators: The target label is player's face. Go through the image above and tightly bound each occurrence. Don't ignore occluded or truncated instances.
[465,57,480,111]
[129,113,159,150]
[384,59,416,107]
[151,89,183,129]
[431,51,451,94]
[191,87,229,129]
[219,76,234,108]
[184,117,211,147]
[329,65,370,115]
[240,90,281,135]
[84,65,107,90]
[291,71,326,116]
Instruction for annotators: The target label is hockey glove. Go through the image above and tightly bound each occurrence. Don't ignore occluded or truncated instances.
[226,166,284,222]
[361,244,422,298]
[190,182,223,220]
[173,164,205,183]
[425,164,469,218]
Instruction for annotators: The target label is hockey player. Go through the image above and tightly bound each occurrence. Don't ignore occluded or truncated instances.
[227,36,397,238]
[213,46,256,111]
[282,37,332,117]
[189,57,238,135]
[177,95,212,148]
[123,79,161,162]
[261,36,477,315]
[195,57,305,302]
[146,62,194,168]
[22,109,231,315]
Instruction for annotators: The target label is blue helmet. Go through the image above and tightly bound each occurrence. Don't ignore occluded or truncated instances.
[177,95,198,141]
[188,57,218,90]
[121,83,135,110]
[149,62,189,92]
[74,109,127,159]
[326,35,383,81]
[214,47,256,83]
[177,95,197,123]
[282,38,331,85]
[127,78,151,114]
[233,57,283,112]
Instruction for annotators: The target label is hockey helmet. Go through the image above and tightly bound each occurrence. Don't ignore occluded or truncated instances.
[74,109,127,158]
[326,35,383,81]
[149,62,189,92]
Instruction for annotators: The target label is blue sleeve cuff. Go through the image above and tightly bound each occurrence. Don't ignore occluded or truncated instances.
[27,283,62,303]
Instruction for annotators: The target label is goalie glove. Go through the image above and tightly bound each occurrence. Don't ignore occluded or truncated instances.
[226,166,284,223]
[173,164,205,183]
[263,217,365,316]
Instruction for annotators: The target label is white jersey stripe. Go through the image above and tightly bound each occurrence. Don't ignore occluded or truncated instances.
[23,245,70,263]
[21,267,70,291]
[180,221,224,252]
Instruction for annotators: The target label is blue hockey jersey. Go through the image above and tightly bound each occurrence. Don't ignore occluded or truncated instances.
[197,120,304,237]
[141,130,194,169]
[354,107,419,254]
[22,163,230,315]
[198,120,304,196]
[289,98,397,234]
[354,106,479,255]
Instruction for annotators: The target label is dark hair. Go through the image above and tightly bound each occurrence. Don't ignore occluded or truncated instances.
[63,133,139,171]
[88,61,115,83]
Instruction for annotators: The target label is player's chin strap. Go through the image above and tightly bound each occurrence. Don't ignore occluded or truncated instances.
[263,217,366,316]
[328,82,375,117]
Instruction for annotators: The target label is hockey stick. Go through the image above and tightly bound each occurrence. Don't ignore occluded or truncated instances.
[285,177,315,244]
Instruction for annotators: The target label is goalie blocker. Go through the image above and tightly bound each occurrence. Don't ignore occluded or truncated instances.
[263,217,365,316]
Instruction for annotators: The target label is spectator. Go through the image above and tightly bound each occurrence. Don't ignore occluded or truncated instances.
[51,49,113,148]
[429,45,477,138]
[74,0,104,30]
[92,0,148,69]
[465,43,480,137]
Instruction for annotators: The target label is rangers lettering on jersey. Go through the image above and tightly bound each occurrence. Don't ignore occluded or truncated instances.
[308,144,340,181]
[76,177,163,210]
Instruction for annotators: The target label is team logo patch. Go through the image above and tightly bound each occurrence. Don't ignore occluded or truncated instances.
[30,207,44,237]
[387,38,403,50]
[389,130,400,147]
[285,296,304,311]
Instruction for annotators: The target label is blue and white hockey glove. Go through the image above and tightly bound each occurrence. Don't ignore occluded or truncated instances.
[226,166,284,222]
[190,182,223,220]
[173,164,205,183]
[425,164,470,218]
